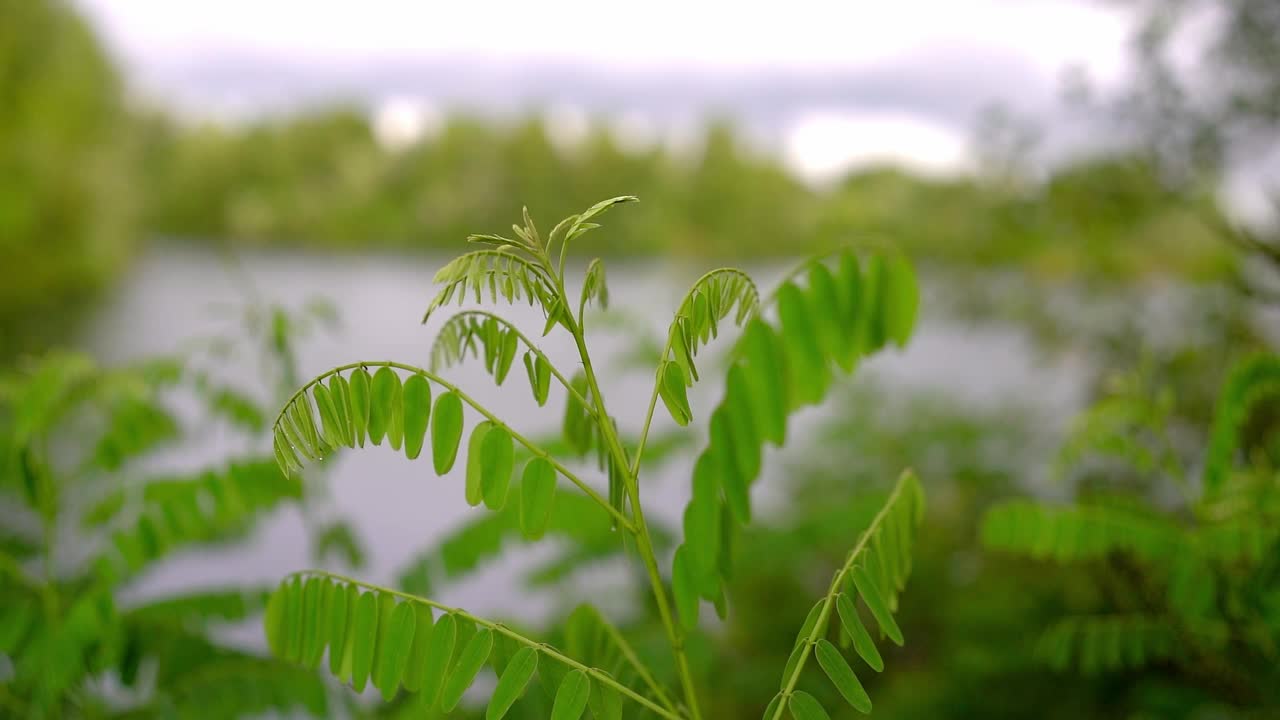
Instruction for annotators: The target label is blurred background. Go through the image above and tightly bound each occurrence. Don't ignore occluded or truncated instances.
[2,0,1278,718]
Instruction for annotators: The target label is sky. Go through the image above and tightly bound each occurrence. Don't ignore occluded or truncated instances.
[74,0,1135,180]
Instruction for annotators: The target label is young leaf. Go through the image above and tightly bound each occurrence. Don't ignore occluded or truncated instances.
[550,669,591,720]
[402,374,432,460]
[852,565,904,646]
[480,425,515,510]
[710,410,750,524]
[313,384,343,450]
[263,581,286,657]
[672,546,700,631]
[431,391,464,474]
[402,605,435,692]
[348,368,372,447]
[332,583,357,675]
[520,457,557,539]
[487,646,538,720]
[883,254,919,347]
[300,576,324,668]
[495,330,519,385]
[466,422,494,507]
[369,367,400,446]
[328,374,355,447]
[806,263,842,360]
[418,612,456,707]
[776,282,826,407]
[837,593,883,672]
[739,320,788,444]
[789,690,832,720]
[684,453,721,580]
[373,599,417,701]
[658,363,692,426]
[580,258,610,315]
[350,590,379,692]
[722,375,761,484]
[441,628,494,711]
[794,601,826,647]
[289,399,325,458]
[588,681,623,720]
[282,577,303,663]
[562,372,593,455]
[815,638,872,713]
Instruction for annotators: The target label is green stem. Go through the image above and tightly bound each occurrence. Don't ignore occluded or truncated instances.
[557,288,703,720]
[275,360,635,534]
[631,267,759,475]
[769,476,911,719]
[291,570,683,720]
[595,612,682,714]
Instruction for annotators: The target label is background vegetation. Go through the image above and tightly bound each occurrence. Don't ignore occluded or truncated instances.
[1,0,1278,718]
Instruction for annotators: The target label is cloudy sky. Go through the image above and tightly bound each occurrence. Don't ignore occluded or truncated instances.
[74,0,1136,178]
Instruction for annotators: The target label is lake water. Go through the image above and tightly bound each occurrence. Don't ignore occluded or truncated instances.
[81,245,1089,647]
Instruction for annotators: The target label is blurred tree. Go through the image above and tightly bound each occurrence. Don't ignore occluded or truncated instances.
[0,0,137,359]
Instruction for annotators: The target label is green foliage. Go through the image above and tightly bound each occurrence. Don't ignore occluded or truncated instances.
[763,472,924,718]
[0,296,346,718]
[981,352,1280,705]
[0,0,138,358]
[266,198,926,718]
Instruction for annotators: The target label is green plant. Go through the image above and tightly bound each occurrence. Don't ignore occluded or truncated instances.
[0,294,348,719]
[982,353,1280,713]
[264,197,927,718]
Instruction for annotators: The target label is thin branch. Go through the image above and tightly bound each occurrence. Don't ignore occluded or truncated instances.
[631,268,759,474]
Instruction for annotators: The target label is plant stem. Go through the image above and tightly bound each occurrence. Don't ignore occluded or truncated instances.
[557,292,703,720]
[292,570,684,720]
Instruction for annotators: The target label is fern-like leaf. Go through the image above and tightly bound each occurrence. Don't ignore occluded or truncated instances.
[96,460,301,584]
[981,500,1184,564]
[1203,353,1280,502]
[1035,614,1227,675]
[657,268,759,392]
[670,249,920,609]
[579,258,610,319]
[763,471,925,719]
[272,363,631,531]
[263,571,680,719]
[549,196,638,272]
[422,250,557,323]
[429,311,586,409]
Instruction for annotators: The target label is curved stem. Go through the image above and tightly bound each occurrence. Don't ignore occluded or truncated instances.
[629,386,662,478]
[274,361,634,533]
[631,267,759,475]
[553,274,704,720]
[427,309,594,413]
[291,570,683,720]
[595,613,681,714]
[769,474,912,719]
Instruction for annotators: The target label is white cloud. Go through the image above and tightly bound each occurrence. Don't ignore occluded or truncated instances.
[76,0,1129,83]
[784,110,970,182]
